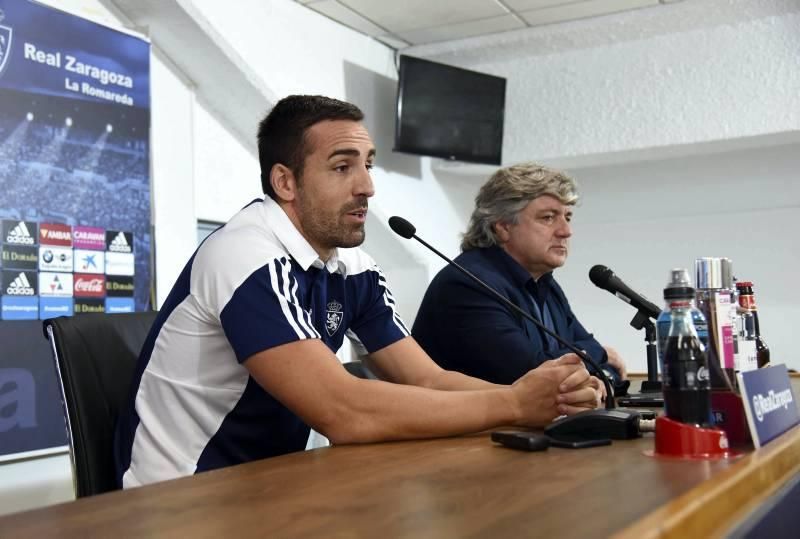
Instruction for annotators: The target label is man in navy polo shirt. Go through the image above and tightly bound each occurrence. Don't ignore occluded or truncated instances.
[115,97,602,488]
[413,162,627,386]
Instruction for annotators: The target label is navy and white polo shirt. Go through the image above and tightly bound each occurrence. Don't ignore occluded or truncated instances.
[114,197,409,487]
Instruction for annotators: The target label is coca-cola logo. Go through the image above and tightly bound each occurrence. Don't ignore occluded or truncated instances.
[73,274,106,297]
[76,279,103,292]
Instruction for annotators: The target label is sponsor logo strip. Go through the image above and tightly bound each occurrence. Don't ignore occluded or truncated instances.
[1,296,39,320]
[2,220,38,246]
[39,297,74,319]
[39,246,74,272]
[105,251,134,276]
[1,245,39,270]
[105,297,135,313]
[74,273,106,298]
[72,226,105,250]
[74,249,105,274]
[39,272,74,297]
[106,275,134,297]
[39,223,73,247]
[3,270,38,296]
[74,298,105,314]
[106,230,133,253]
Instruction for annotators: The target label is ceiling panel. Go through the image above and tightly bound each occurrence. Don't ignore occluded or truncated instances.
[503,0,581,11]
[396,14,527,46]
[519,0,659,26]
[295,0,671,48]
[338,0,509,32]
[308,0,388,36]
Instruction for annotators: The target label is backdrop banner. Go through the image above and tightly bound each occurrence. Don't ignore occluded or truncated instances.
[0,0,150,459]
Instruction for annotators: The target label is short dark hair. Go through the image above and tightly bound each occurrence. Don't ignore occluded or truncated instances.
[257,95,364,199]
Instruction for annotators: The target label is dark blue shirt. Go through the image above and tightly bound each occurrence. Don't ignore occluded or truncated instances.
[412,246,608,385]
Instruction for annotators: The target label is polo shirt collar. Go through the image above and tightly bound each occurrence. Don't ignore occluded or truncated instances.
[262,197,347,276]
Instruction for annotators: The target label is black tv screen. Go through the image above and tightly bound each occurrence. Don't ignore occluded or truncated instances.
[394,55,506,165]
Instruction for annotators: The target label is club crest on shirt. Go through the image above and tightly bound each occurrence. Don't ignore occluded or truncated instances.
[325,300,343,336]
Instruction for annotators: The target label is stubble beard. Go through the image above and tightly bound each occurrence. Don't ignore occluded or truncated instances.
[297,193,368,250]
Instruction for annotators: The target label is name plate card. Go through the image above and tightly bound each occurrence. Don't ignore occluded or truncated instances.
[738,364,800,448]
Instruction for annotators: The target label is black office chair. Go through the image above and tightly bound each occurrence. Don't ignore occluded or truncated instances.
[44,311,158,498]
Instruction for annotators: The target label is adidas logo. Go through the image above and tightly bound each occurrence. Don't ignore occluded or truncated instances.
[7,272,35,295]
[6,222,34,245]
[109,231,132,252]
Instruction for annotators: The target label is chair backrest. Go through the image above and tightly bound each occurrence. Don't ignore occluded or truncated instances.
[44,311,158,498]
[342,360,375,379]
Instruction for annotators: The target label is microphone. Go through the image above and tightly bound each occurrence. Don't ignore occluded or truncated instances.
[589,265,661,320]
[388,216,616,410]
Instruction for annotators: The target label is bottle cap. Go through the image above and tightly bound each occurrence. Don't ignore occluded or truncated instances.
[664,268,694,299]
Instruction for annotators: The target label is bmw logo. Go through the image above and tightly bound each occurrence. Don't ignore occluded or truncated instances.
[43,250,54,263]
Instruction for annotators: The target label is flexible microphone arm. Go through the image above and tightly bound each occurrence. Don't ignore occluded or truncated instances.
[388,216,615,410]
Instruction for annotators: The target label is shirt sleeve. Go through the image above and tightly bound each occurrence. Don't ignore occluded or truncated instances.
[219,257,321,363]
[347,264,410,353]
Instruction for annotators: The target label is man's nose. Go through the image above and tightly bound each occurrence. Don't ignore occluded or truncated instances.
[354,166,375,198]
[557,218,572,237]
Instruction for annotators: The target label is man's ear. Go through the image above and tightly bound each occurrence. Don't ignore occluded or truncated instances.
[493,221,511,243]
[270,164,297,202]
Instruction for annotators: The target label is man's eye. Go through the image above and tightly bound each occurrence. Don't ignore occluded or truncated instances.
[334,165,349,173]
[366,163,374,171]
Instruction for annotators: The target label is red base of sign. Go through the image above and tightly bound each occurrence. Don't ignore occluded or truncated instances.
[653,416,735,459]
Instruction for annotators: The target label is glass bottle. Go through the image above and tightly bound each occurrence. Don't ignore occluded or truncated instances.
[736,281,770,368]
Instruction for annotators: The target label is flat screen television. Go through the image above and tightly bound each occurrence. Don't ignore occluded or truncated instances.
[394,55,506,165]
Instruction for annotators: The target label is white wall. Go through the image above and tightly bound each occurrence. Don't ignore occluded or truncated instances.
[563,142,800,373]
[408,0,800,166]
[430,140,800,374]
[0,452,73,517]
[188,0,465,319]
[403,0,800,373]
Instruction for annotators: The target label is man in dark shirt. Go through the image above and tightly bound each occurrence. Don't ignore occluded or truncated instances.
[413,162,627,386]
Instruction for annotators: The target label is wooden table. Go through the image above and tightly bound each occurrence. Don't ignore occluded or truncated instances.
[2,422,800,538]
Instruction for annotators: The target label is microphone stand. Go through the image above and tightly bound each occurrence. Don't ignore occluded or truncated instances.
[629,310,661,393]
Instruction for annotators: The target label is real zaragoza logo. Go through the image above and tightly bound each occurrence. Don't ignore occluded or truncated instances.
[325,300,343,336]
[0,10,12,78]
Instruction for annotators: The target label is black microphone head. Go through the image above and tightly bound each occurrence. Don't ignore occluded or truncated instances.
[388,216,416,239]
[589,265,614,290]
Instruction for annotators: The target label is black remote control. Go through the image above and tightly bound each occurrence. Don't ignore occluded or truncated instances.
[491,431,550,452]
